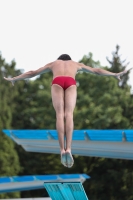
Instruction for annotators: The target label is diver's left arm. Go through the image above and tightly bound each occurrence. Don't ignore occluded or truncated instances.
[4,62,52,86]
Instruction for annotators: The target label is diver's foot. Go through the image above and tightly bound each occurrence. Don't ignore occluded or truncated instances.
[61,152,67,167]
[65,151,74,168]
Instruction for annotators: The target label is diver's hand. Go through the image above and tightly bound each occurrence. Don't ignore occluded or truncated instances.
[115,68,132,80]
[4,77,15,86]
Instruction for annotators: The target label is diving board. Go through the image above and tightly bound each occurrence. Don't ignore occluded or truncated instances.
[3,129,133,160]
[0,174,89,194]
[44,182,88,200]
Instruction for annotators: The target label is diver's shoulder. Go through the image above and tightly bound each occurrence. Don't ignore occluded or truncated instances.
[71,61,82,70]
[51,60,78,66]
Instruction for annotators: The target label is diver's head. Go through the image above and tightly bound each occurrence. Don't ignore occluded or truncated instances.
[57,54,72,61]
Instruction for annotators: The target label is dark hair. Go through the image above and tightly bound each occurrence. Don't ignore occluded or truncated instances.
[57,54,72,61]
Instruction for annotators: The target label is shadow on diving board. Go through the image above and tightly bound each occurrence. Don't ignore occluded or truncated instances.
[44,182,88,200]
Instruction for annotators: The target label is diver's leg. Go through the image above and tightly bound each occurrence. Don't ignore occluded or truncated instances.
[64,85,77,167]
[51,85,65,153]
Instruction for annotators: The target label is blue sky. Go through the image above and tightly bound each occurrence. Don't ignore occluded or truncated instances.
[0,0,133,88]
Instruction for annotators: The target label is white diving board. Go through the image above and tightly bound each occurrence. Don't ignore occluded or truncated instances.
[0,174,89,194]
[2,129,133,160]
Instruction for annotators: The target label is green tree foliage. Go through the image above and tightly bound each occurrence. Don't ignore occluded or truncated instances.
[75,52,133,129]
[11,73,55,129]
[0,53,21,198]
[79,52,101,68]
[73,52,133,199]
[106,45,130,88]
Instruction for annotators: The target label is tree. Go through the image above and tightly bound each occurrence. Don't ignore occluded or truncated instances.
[79,52,101,68]
[106,45,130,88]
[73,52,133,199]
[11,73,56,129]
[0,53,21,198]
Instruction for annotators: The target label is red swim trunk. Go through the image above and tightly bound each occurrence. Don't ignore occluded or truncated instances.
[52,76,76,90]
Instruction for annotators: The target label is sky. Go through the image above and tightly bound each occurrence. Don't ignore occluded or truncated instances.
[0,0,133,88]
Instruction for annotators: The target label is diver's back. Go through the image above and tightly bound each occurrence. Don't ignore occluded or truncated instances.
[50,60,79,79]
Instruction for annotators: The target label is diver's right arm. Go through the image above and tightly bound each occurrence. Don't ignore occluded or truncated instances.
[78,62,132,80]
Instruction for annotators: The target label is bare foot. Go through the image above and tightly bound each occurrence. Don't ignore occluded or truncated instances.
[60,150,67,167]
[65,151,74,168]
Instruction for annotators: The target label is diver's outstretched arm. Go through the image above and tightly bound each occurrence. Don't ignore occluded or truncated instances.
[78,63,132,80]
[4,62,52,86]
